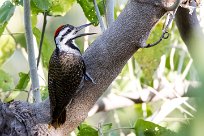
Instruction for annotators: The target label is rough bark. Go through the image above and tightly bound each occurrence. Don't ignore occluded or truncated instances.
[0,0,201,135]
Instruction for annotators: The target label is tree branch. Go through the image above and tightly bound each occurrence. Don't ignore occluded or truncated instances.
[175,0,204,76]
[175,1,204,52]
[137,0,181,11]
[88,81,199,115]
[23,0,41,103]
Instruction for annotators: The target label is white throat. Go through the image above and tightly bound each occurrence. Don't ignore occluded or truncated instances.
[56,41,81,55]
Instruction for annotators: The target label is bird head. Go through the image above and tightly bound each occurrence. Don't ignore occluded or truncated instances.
[54,23,96,46]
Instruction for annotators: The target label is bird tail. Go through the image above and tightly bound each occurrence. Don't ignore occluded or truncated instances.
[50,108,66,129]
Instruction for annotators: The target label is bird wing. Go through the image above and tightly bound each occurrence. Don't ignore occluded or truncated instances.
[48,50,85,121]
[48,50,60,117]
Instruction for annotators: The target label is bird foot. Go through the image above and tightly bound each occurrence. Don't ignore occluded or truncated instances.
[85,72,96,84]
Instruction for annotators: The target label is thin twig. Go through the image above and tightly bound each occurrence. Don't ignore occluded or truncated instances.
[37,11,47,68]
[93,0,106,32]
[3,91,12,102]
[106,0,115,27]
[2,32,24,35]
[23,0,41,103]
[146,11,176,48]
[98,123,104,136]
[6,27,17,45]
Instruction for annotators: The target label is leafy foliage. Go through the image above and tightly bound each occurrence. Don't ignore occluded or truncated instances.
[135,119,177,136]
[0,23,7,36]
[134,21,171,85]
[77,0,105,25]
[30,0,76,16]
[32,0,51,11]
[12,0,23,6]
[78,123,98,136]
[31,13,37,28]
[0,1,15,35]
[0,69,15,92]
[101,123,112,133]
[15,72,30,90]
[4,72,30,102]
[13,0,75,16]
[48,0,76,16]
[40,86,48,100]
[0,35,16,65]
[77,123,113,136]
[4,90,21,102]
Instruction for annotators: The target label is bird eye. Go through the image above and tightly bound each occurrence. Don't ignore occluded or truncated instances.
[67,29,71,32]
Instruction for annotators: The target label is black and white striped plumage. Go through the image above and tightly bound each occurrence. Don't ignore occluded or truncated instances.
[48,24,95,128]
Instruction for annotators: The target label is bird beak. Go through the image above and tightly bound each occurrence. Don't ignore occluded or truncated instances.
[76,23,93,32]
[72,23,96,40]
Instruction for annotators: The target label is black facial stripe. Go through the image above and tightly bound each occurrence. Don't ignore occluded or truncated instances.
[60,37,63,42]
[60,29,71,42]
[65,41,81,52]
[70,44,80,52]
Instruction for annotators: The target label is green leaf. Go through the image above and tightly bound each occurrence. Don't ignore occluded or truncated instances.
[2,72,29,102]
[78,123,98,136]
[0,23,7,36]
[0,69,15,92]
[134,21,171,85]
[0,35,16,65]
[0,1,15,35]
[14,33,27,49]
[49,0,76,16]
[12,0,23,6]
[102,123,112,132]
[31,13,37,28]
[41,86,48,100]
[33,27,54,69]
[4,90,21,102]
[30,0,75,15]
[15,72,30,90]
[135,119,177,136]
[77,0,105,25]
[30,0,44,14]
[32,0,51,11]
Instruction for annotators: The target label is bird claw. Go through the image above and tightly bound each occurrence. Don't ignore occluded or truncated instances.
[85,72,96,84]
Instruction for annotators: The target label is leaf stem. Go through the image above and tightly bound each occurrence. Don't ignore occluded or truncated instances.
[6,27,17,45]
[23,0,41,103]
[93,0,106,32]
[37,11,47,68]
[106,0,114,27]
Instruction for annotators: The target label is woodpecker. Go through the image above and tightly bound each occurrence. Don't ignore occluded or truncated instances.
[48,23,96,129]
